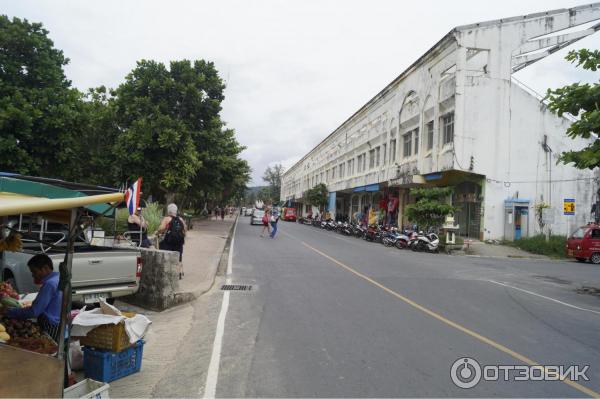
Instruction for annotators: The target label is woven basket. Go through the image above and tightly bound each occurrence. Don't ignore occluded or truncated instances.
[79,312,136,352]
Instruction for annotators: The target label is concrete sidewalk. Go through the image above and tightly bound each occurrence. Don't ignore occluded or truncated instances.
[107,216,236,397]
[178,216,235,298]
[456,239,548,259]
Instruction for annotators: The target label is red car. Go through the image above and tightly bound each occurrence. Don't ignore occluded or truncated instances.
[282,207,297,222]
[566,224,600,264]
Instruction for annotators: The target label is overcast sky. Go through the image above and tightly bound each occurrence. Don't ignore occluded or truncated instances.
[2,0,599,185]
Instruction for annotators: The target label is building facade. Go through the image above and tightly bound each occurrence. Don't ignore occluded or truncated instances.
[281,4,600,240]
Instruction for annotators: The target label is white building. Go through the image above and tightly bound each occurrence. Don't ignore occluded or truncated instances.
[281,3,600,240]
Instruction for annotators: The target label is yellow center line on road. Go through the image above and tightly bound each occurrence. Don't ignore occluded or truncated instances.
[298,238,599,398]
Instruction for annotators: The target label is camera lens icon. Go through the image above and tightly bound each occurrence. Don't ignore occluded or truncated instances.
[451,357,482,389]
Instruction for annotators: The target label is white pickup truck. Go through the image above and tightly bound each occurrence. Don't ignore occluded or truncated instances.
[0,216,142,304]
[1,245,142,305]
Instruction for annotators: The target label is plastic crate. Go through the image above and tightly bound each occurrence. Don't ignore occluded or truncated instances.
[83,340,144,382]
[79,312,136,352]
[64,378,110,399]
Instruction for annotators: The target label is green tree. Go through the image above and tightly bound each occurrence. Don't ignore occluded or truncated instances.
[262,164,284,201]
[545,49,600,169]
[70,86,122,186]
[404,187,456,230]
[257,186,272,204]
[306,183,329,211]
[111,60,201,200]
[0,16,83,177]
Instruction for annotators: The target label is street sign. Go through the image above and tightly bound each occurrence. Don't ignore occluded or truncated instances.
[542,208,555,224]
[564,198,575,215]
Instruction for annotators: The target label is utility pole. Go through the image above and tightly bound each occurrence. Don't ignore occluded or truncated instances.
[542,135,552,242]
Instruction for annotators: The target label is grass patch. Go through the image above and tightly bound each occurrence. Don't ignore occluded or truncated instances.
[504,234,566,258]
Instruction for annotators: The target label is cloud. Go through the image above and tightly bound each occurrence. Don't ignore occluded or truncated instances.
[2,0,599,185]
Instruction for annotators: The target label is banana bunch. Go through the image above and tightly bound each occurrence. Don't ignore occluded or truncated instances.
[0,323,9,342]
[0,233,22,252]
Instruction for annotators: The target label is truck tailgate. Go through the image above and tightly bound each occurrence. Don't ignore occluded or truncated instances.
[67,249,139,288]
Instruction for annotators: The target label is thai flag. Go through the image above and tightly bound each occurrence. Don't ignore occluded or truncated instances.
[124,177,142,215]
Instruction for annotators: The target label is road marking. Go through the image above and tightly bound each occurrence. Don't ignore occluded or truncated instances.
[487,280,600,316]
[301,240,599,398]
[203,216,238,398]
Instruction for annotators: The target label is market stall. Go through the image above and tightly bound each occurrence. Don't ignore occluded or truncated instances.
[0,192,124,398]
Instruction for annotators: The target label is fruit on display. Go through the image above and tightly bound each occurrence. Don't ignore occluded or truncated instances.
[0,332,9,342]
[0,323,5,332]
[0,282,19,300]
[7,335,57,354]
[0,318,42,340]
[0,297,21,309]
[0,233,23,252]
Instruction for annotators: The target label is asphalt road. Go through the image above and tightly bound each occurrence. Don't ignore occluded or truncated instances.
[211,218,600,397]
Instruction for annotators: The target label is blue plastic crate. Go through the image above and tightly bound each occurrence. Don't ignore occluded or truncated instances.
[83,340,144,382]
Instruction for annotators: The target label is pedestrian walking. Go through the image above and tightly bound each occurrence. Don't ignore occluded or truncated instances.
[269,209,280,238]
[260,209,271,238]
[220,206,225,220]
[158,203,187,280]
[214,206,219,220]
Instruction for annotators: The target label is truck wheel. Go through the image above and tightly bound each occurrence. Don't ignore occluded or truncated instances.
[590,253,600,264]
[576,257,587,263]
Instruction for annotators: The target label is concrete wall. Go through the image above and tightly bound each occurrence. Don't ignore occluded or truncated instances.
[123,248,182,311]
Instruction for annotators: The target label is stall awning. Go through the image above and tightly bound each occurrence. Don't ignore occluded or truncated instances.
[0,192,124,221]
[0,174,120,215]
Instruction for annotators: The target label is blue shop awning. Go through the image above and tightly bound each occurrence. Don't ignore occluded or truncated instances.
[353,184,380,193]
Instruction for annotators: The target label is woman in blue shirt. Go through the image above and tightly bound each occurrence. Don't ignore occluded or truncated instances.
[4,254,62,342]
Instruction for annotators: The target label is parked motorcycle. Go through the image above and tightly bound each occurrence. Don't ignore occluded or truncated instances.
[352,224,366,238]
[394,230,411,249]
[412,232,440,252]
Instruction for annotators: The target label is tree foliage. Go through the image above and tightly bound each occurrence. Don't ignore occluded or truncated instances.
[404,187,456,230]
[306,183,329,209]
[0,16,83,178]
[0,16,250,207]
[545,49,600,169]
[262,164,284,202]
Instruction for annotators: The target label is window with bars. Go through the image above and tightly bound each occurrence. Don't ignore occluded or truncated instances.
[339,163,344,179]
[375,146,381,166]
[413,128,419,155]
[357,155,363,173]
[427,121,434,150]
[390,140,396,162]
[362,152,366,171]
[382,143,387,165]
[403,132,412,158]
[369,149,375,169]
[442,112,454,145]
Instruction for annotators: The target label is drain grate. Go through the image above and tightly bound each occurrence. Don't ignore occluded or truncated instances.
[221,284,253,291]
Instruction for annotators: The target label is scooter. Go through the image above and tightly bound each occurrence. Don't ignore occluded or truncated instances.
[353,224,366,238]
[412,232,440,252]
[394,230,411,249]
[341,222,353,236]
[381,228,401,247]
